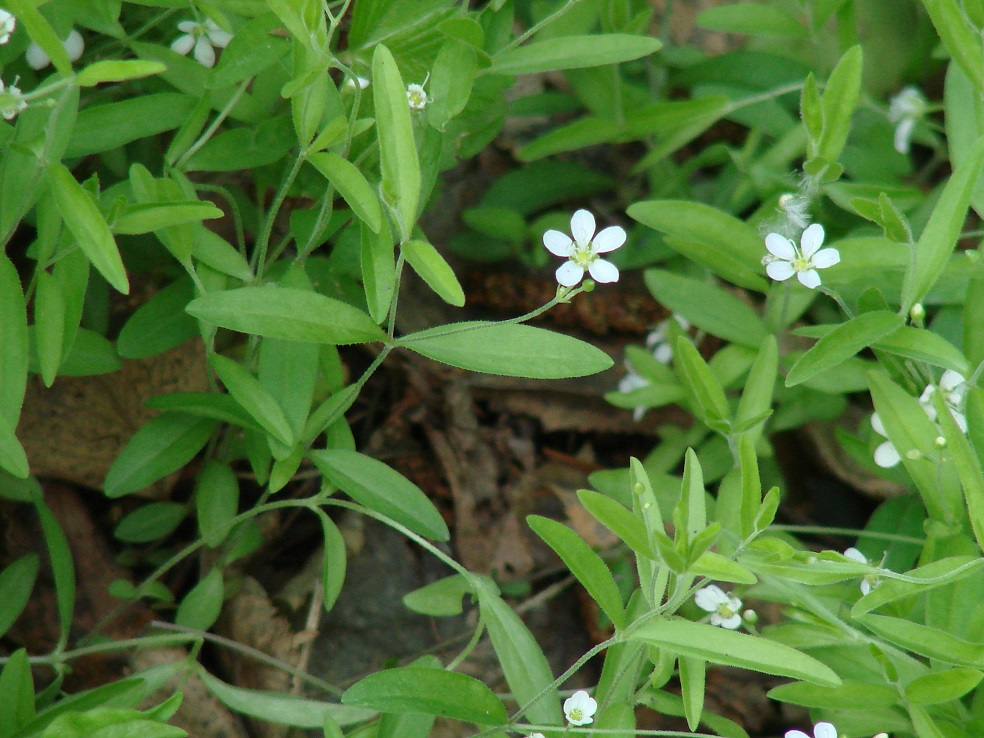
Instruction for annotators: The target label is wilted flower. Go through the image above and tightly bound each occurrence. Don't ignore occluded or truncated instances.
[694,584,742,629]
[171,18,232,68]
[786,722,838,738]
[646,314,690,364]
[920,369,968,432]
[543,209,625,287]
[763,223,840,289]
[26,29,84,70]
[888,86,927,155]
[843,547,882,595]
[563,690,597,726]
[406,74,431,110]
[0,9,16,45]
[0,78,27,120]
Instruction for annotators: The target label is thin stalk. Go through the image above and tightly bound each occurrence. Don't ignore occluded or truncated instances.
[174,79,250,171]
[252,153,305,278]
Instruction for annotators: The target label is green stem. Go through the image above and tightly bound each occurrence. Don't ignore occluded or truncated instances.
[445,616,486,672]
[497,0,585,55]
[253,153,305,278]
[174,79,250,171]
[15,634,198,666]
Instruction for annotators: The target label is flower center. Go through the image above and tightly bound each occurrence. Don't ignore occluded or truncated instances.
[569,708,583,721]
[791,255,811,272]
[570,242,596,269]
[718,605,735,619]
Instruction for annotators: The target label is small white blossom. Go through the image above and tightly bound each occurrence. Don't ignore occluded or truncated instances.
[407,74,431,110]
[888,86,927,155]
[171,19,232,68]
[0,78,27,120]
[870,412,901,468]
[0,9,16,45]
[344,75,370,91]
[694,584,742,629]
[543,209,625,287]
[26,29,84,70]
[646,314,690,364]
[763,223,840,289]
[617,360,650,422]
[786,722,838,738]
[920,369,968,432]
[843,547,882,595]
[528,734,545,738]
[563,690,597,726]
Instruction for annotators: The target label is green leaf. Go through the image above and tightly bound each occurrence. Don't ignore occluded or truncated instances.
[112,201,223,235]
[196,461,240,547]
[785,312,904,387]
[373,44,420,239]
[103,413,218,497]
[31,489,75,647]
[852,556,984,616]
[40,710,187,738]
[117,277,199,359]
[477,581,563,727]
[361,220,396,324]
[578,488,654,558]
[114,502,186,543]
[175,568,224,631]
[310,449,449,541]
[517,117,621,162]
[428,39,478,129]
[319,513,347,613]
[690,551,757,584]
[186,287,385,344]
[34,271,65,387]
[342,667,507,724]
[872,326,967,375]
[78,60,167,87]
[675,340,730,427]
[767,679,899,709]
[193,230,253,282]
[308,152,382,234]
[66,94,197,158]
[696,3,805,36]
[630,618,841,686]
[643,270,768,348]
[489,34,661,75]
[146,392,259,430]
[5,0,71,74]
[679,656,705,731]
[210,13,290,89]
[47,164,129,295]
[0,649,35,736]
[859,613,984,668]
[902,134,984,312]
[628,202,768,292]
[210,354,295,447]
[200,672,374,729]
[0,254,28,431]
[817,45,863,165]
[402,240,466,307]
[904,668,983,704]
[185,117,296,172]
[933,389,984,550]
[922,0,984,93]
[0,556,38,639]
[527,515,625,628]
[0,415,29,479]
[403,575,472,617]
[399,322,612,378]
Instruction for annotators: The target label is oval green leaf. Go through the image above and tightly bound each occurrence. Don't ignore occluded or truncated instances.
[904,668,983,705]
[489,34,662,75]
[402,240,465,307]
[308,152,382,234]
[78,60,167,87]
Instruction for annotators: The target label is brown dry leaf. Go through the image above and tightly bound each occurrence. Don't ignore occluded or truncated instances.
[18,340,209,491]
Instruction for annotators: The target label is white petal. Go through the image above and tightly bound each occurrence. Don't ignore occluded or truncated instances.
[894,117,915,154]
[570,209,595,246]
[940,370,966,392]
[811,247,840,269]
[63,29,84,61]
[954,410,969,433]
[556,262,584,287]
[843,547,867,564]
[874,440,901,468]
[177,20,199,33]
[193,37,216,67]
[860,578,872,595]
[800,223,825,257]
[797,269,822,289]
[170,34,195,56]
[542,230,573,257]
[205,20,233,47]
[653,343,673,364]
[25,42,50,70]
[592,225,626,253]
[871,412,887,437]
[694,585,727,612]
[814,722,838,738]
[588,259,619,284]
[765,233,797,260]
[718,612,742,629]
[785,732,812,738]
[766,260,795,282]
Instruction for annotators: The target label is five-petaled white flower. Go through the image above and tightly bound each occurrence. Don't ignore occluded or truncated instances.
[763,223,840,289]
[543,209,625,287]
[920,369,968,432]
[843,547,882,595]
[888,86,927,155]
[786,722,837,738]
[563,690,597,726]
[0,9,16,45]
[694,584,743,629]
[406,74,431,110]
[0,78,27,120]
[26,29,84,70]
[171,19,233,68]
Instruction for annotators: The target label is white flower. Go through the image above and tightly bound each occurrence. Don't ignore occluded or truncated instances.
[171,19,233,68]
[763,223,840,289]
[786,722,838,738]
[0,9,16,45]
[563,690,597,726]
[888,86,927,155]
[870,412,901,468]
[344,75,370,91]
[920,369,968,432]
[617,360,650,422]
[26,29,84,70]
[406,76,431,110]
[843,547,882,595]
[694,584,742,629]
[528,734,545,738]
[0,78,27,120]
[646,314,690,364]
[543,209,625,287]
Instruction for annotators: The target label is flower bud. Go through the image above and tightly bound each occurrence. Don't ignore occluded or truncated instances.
[909,303,925,323]
[934,436,947,449]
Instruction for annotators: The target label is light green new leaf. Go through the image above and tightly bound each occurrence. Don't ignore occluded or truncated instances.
[342,667,507,724]
[361,221,396,324]
[0,254,27,430]
[817,45,863,165]
[47,164,129,295]
[186,287,385,344]
[579,488,654,558]
[175,568,224,631]
[40,710,187,738]
[308,152,382,233]
[768,679,899,709]
[211,354,295,447]
[675,341,730,427]
[402,240,466,307]
[201,671,374,728]
[690,551,757,584]
[319,513,347,613]
[399,322,612,378]
[112,201,223,235]
[852,556,984,617]
[643,270,768,348]
[78,60,167,86]
[933,390,984,550]
[859,613,984,668]
[527,515,625,628]
[428,39,478,130]
[873,327,967,375]
[679,656,705,731]
[310,449,449,541]
[902,133,984,312]
[403,575,472,617]
[904,668,983,704]
[922,0,984,93]
[630,618,840,686]
[0,556,38,639]
[373,44,420,238]
[697,3,805,36]
[785,311,903,387]
[489,34,661,75]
